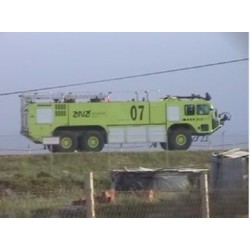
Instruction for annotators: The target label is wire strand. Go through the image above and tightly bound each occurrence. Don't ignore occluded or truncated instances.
[0,58,248,96]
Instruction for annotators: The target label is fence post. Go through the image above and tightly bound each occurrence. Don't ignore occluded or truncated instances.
[200,171,210,218]
[85,171,95,218]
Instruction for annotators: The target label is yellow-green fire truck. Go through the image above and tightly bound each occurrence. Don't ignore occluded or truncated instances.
[20,92,230,152]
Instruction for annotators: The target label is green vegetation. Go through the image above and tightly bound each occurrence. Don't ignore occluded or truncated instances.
[0,150,212,192]
[0,150,248,218]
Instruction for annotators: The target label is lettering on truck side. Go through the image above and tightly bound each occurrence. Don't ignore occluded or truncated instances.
[73,110,91,118]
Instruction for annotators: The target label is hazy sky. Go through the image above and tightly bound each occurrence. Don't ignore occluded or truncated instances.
[0,32,248,149]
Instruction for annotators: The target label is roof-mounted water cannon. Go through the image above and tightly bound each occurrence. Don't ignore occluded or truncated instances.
[205,92,211,101]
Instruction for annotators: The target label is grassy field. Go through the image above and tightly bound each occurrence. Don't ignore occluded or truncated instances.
[0,150,212,193]
[0,150,248,217]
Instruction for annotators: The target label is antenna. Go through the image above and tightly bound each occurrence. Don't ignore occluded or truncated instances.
[144,90,149,101]
[135,91,139,101]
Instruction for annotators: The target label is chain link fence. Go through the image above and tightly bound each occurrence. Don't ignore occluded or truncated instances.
[0,170,248,218]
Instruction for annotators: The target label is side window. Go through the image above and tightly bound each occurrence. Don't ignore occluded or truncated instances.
[197,104,209,115]
[37,108,53,123]
[185,105,195,116]
[167,106,180,121]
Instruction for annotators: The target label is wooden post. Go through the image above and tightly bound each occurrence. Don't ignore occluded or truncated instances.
[200,171,210,218]
[85,172,95,218]
[42,137,60,175]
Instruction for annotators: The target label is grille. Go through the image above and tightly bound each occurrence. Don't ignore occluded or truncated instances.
[55,104,66,117]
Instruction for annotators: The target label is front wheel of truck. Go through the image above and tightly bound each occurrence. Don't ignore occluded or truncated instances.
[168,128,192,150]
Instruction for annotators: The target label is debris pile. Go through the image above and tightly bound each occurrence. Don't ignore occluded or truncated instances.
[72,189,115,206]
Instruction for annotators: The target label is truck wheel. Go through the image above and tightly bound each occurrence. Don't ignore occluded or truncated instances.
[82,131,104,152]
[168,129,192,150]
[54,131,78,152]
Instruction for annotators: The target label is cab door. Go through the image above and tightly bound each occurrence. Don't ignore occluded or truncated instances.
[195,104,211,133]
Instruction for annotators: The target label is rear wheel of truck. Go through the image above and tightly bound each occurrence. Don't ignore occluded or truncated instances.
[54,131,78,153]
[82,131,104,152]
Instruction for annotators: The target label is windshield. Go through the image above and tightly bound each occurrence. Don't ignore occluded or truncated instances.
[197,104,210,115]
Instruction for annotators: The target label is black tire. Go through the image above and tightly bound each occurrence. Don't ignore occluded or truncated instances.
[82,131,104,152]
[54,131,78,153]
[168,129,192,150]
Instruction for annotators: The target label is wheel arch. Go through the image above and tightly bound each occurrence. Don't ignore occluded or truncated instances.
[168,123,195,134]
[53,125,107,142]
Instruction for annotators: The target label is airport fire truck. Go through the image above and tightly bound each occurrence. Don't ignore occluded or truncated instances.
[20,91,230,152]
